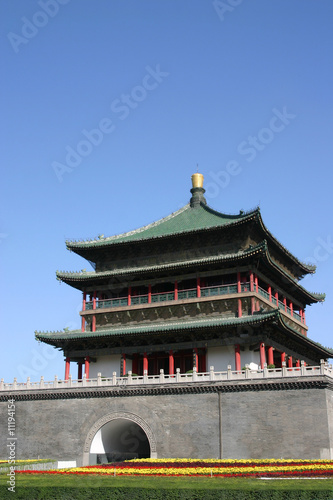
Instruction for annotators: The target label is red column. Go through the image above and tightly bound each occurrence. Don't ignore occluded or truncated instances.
[143,352,148,373]
[267,346,274,366]
[77,363,82,380]
[259,343,266,369]
[93,290,96,309]
[288,356,293,368]
[237,272,242,317]
[128,286,131,306]
[281,352,286,364]
[268,286,272,302]
[250,272,254,292]
[148,284,152,304]
[275,291,278,306]
[169,350,174,376]
[193,348,198,371]
[65,357,70,381]
[283,297,287,312]
[237,272,242,293]
[254,275,260,311]
[121,354,126,376]
[196,278,201,298]
[92,315,96,332]
[174,280,178,301]
[235,344,241,371]
[289,301,293,316]
[296,359,300,369]
[85,356,90,379]
[81,291,87,332]
[238,299,243,317]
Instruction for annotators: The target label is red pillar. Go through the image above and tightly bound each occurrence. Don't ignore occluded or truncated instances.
[281,352,286,364]
[288,356,293,368]
[289,301,293,316]
[93,290,97,309]
[92,315,96,332]
[148,284,152,304]
[235,344,241,371]
[259,343,266,369]
[193,348,198,371]
[174,280,178,301]
[250,272,254,292]
[237,272,242,293]
[65,357,70,381]
[84,356,90,379]
[237,272,242,317]
[169,350,174,376]
[268,285,272,302]
[128,286,131,306]
[81,292,87,332]
[296,359,300,369]
[196,278,201,298]
[283,297,287,312]
[275,291,279,306]
[267,346,274,366]
[143,352,148,373]
[254,275,260,311]
[121,354,126,376]
[77,363,82,380]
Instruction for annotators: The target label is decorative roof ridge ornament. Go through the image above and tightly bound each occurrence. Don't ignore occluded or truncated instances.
[190,172,207,207]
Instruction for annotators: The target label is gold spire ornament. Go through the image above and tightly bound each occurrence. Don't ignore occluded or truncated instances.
[191,172,204,189]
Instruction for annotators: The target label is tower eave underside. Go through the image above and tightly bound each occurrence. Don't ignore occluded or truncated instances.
[35,312,332,364]
[57,242,324,306]
[65,213,314,280]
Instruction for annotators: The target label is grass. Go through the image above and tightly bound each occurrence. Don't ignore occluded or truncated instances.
[1,472,333,490]
[1,462,333,499]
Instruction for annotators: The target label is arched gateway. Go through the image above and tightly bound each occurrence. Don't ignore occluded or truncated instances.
[83,412,157,465]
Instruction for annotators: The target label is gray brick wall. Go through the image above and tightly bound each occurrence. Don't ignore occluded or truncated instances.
[0,384,332,464]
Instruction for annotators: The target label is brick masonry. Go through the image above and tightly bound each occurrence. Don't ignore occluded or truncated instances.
[0,379,332,465]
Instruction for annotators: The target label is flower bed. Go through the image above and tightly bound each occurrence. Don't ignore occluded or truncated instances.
[16,458,333,478]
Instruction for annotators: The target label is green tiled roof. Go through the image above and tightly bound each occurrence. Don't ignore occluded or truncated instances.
[65,201,315,275]
[56,240,325,303]
[35,311,279,340]
[34,311,333,356]
[66,204,255,248]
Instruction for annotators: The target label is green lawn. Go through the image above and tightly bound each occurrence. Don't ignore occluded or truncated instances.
[0,473,333,499]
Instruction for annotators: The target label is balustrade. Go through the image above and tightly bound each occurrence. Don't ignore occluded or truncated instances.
[1,361,331,392]
[83,281,303,323]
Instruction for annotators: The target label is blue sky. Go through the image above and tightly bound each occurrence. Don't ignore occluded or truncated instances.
[1,0,333,382]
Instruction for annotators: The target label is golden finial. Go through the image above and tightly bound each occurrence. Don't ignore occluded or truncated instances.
[191,172,204,189]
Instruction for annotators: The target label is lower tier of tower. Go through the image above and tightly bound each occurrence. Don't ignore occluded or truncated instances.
[64,344,305,381]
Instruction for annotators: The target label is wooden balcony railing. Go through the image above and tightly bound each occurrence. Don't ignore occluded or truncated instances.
[84,282,303,323]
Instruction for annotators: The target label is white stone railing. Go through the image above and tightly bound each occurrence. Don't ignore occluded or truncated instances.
[0,360,332,392]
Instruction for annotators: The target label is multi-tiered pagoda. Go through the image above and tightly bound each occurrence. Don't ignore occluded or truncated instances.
[36,174,331,379]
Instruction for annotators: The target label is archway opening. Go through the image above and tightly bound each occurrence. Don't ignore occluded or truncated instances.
[89,418,151,464]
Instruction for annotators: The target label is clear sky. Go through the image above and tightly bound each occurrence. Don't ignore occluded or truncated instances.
[1,0,333,382]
